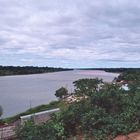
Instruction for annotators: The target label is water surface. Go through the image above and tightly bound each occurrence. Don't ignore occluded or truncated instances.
[0,70,119,118]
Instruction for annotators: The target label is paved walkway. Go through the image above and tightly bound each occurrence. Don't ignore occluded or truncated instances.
[0,125,16,140]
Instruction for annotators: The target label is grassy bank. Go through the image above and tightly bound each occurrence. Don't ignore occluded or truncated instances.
[3,101,60,124]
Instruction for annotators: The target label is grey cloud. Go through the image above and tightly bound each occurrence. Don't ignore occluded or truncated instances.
[0,0,140,67]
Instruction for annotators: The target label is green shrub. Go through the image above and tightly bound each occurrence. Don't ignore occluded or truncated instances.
[15,70,140,140]
[16,120,66,140]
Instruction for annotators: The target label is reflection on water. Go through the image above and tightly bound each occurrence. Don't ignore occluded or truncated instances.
[0,70,119,118]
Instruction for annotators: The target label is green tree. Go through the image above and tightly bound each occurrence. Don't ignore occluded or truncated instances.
[73,78,103,96]
[16,120,66,140]
[55,87,68,99]
[15,70,140,140]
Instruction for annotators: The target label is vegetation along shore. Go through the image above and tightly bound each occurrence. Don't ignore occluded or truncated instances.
[0,69,140,139]
[0,66,72,76]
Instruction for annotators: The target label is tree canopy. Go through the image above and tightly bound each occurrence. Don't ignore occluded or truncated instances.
[55,87,68,99]
[16,70,140,140]
[73,78,103,96]
[0,66,72,76]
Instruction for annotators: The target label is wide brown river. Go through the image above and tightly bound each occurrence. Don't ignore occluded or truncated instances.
[0,70,119,118]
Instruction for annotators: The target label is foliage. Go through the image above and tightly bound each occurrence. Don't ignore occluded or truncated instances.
[0,119,5,125]
[79,68,140,73]
[0,66,72,76]
[73,78,103,96]
[4,101,60,124]
[117,70,140,92]
[15,70,140,140]
[16,120,66,140]
[55,87,68,99]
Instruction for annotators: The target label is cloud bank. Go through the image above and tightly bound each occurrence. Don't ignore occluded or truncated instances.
[0,0,140,68]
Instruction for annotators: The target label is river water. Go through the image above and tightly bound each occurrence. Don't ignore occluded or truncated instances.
[0,70,119,118]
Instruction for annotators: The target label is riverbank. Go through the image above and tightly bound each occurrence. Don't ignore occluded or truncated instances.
[0,101,61,140]
[14,70,140,140]
[1,69,140,139]
[1,101,60,124]
[0,70,119,118]
[0,66,72,76]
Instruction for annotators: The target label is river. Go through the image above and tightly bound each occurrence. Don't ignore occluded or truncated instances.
[0,70,119,118]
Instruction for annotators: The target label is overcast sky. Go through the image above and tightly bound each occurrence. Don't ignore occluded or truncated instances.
[0,0,140,68]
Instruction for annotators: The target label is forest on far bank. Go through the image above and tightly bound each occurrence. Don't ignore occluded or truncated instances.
[79,68,140,73]
[0,66,72,76]
[1,66,140,76]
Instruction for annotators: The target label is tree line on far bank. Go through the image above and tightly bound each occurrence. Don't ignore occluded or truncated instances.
[80,68,140,73]
[0,66,72,76]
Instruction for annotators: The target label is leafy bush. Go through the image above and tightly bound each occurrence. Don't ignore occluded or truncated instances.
[55,87,68,99]
[16,70,140,140]
[16,120,66,140]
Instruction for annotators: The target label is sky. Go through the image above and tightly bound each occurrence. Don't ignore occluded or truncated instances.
[0,0,140,68]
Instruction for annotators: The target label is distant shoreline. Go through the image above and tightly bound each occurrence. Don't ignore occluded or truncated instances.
[0,70,74,77]
[78,68,140,73]
[0,66,140,76]
[0,66,73,77]
[1,66,140,77]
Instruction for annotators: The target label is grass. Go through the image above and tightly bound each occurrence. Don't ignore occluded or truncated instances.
[3,100,60,124]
